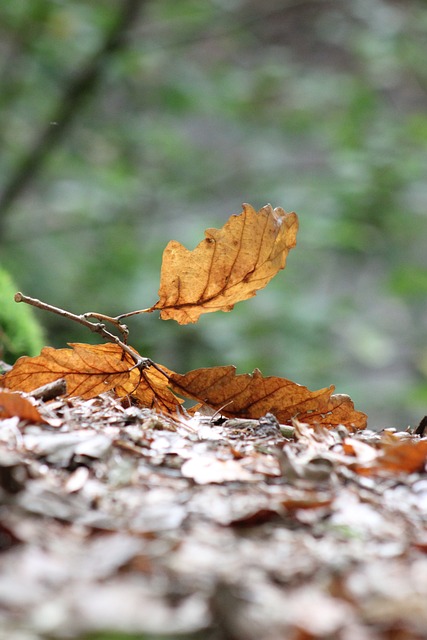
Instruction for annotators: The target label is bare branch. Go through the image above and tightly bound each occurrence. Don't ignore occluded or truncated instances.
[14,292,151,371]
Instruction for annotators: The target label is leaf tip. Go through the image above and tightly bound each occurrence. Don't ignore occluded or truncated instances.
[241,202,257,215]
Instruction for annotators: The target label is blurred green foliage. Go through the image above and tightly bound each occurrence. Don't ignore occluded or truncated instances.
[0,267,44,362]
[1,0,427,427]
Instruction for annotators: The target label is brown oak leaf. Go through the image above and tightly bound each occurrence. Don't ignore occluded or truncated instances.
[1,343,183,413]
[2,343,135,398]
[147,203,298,324]
[169,366,367,430]
[2,343,134,399]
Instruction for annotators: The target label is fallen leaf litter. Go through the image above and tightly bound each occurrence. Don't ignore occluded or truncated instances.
[0,391,426,639]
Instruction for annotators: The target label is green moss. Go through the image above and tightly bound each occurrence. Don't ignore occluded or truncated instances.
[0,267,45,364]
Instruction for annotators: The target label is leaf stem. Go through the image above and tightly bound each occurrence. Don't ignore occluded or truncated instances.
[115,307,155,321]
[14,292,151,370]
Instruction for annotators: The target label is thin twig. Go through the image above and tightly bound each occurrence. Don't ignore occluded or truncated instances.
[14,292,151,370]
[82,312,129,342]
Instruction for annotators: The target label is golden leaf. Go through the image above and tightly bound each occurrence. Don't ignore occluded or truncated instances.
[2,343,183,413]
[149,203,298,324]
[2,343,137,399]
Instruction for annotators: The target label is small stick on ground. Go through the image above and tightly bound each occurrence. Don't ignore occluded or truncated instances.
[30,378,67,401]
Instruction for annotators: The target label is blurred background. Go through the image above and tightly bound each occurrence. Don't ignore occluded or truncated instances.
[1,0,427,428]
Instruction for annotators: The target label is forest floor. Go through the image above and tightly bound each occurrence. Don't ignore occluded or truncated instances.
[0,391,427,640]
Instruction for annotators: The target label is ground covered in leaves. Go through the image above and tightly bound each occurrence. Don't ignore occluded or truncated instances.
[1,393,427,639]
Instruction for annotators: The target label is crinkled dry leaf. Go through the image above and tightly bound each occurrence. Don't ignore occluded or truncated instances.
[2,343,183,413]
[170,366,367,430]
[2,343,137,399]
[0,391,47,423]
[148,203,298,324]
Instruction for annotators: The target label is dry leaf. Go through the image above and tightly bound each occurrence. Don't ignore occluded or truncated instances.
[2,343,183,413]
[280,492,333,512]
[342,437,378,464]
[0,391,47,424]
[170,366,367,430]
[148,203,298,324]
[181,455,256,484]
[117,363,183,414]
[355,439,427,475]
[2,343,138,399]
[1,347,366,428]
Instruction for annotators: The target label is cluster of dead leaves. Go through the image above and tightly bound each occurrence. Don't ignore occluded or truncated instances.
[0,204,367,430]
